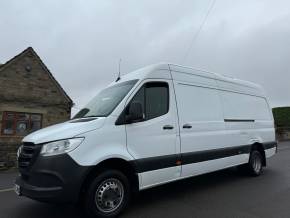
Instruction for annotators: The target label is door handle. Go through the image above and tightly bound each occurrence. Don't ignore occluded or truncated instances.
[163,125,174,130]
[183,124,192,129]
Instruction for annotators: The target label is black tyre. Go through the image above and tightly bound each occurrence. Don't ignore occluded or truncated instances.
[247,150,263,176]
[84,169,131,218]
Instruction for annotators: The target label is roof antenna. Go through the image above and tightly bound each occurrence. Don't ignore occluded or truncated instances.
[116,58,122,82]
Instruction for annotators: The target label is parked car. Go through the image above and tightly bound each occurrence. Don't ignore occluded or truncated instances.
[15,63,277,218]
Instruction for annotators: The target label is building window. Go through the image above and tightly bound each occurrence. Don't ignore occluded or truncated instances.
[1,112,42,136]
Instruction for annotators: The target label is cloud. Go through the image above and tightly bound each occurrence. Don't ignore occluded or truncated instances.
[0,0,289,114]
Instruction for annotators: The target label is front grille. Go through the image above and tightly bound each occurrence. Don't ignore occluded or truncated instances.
[18,142,40,170]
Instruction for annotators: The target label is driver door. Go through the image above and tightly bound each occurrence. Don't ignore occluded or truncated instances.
[125,79,180,189]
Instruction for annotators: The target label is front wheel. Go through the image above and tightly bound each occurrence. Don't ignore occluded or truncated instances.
[84,169,131,218]
[247,150,263,176]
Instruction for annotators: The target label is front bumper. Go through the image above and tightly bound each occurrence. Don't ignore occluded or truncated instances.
[15,153,91,204]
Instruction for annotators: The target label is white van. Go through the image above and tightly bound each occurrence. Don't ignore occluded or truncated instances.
[15,63,277,218]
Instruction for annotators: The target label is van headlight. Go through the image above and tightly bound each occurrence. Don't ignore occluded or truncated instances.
[40,138,84,156]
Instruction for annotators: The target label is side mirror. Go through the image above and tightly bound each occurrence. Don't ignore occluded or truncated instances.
[126,102,144,123]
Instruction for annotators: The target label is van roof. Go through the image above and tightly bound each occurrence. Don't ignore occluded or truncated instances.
[117,63,266,97]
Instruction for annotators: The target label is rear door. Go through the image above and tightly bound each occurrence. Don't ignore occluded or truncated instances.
[125,79,181,188]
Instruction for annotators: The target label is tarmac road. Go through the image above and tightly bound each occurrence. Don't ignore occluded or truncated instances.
[0,142,289,218]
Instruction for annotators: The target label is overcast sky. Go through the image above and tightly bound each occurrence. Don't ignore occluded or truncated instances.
[1,0,290,114]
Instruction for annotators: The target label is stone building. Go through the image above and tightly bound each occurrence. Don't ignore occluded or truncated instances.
[0,47,73,168]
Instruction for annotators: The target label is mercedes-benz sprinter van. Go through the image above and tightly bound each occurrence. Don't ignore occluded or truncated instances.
[15,63,277,218]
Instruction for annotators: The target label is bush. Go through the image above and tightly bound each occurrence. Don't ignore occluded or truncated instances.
[272,107,290,127]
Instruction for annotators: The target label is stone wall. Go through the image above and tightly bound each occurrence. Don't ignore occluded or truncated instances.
[0,137,21,168]
[0,49,70,106]
[277,131,290,141]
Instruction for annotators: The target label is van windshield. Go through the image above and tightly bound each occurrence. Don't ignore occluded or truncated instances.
[73,79,138,119]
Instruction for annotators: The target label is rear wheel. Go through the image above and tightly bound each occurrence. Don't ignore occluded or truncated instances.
[247,150,263,176]
[84,169,131,218]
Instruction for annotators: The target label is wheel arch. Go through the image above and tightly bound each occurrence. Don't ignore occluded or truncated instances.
[79,158,139,202]
[250,142,266,166]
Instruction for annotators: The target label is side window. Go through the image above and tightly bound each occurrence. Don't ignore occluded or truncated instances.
[145,83,169,120]
[131,86,145,114]
[129,82,169,121]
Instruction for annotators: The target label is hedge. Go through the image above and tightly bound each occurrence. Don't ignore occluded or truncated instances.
[272,107,290,127]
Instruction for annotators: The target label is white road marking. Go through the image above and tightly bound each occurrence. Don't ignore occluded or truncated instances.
[0,188,14,193]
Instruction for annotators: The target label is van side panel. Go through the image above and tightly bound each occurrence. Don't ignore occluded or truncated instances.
[217,80,276,150]
[170,70,246,178]
[220,91,271,121]
[170,67,275,181]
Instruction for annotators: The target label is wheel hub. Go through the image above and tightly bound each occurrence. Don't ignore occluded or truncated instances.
[95,178,124,213]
